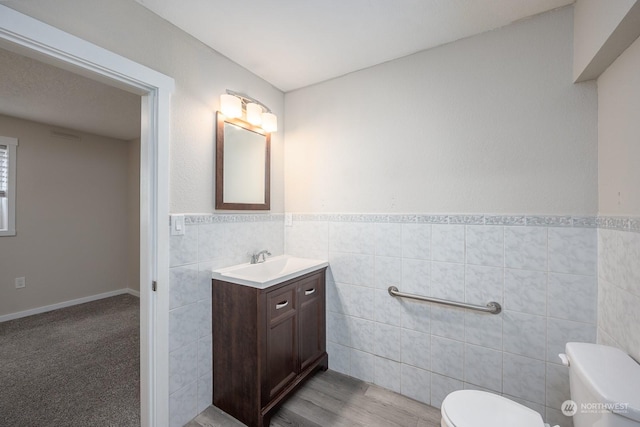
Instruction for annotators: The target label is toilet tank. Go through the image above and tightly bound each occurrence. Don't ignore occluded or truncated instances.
[565,343,640,427]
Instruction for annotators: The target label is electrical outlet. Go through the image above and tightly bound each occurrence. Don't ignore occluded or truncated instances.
[15,277,25,289]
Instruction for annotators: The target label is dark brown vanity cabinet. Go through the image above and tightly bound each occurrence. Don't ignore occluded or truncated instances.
[212,268,328,427]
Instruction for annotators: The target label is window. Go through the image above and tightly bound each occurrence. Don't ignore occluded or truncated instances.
[0,136,18,236]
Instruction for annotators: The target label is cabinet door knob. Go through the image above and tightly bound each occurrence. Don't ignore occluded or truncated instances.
[275,301,289,310]
[304,288,316,296]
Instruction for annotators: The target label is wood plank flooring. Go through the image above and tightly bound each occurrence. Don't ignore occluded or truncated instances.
[187,370,441,427]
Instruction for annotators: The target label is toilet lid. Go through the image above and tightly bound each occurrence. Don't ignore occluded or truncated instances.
[441,390,544,427]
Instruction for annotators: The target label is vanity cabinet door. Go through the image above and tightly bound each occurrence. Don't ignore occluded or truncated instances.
[265,283,298,400]
[298,274,325,371]
[214,267,327,427]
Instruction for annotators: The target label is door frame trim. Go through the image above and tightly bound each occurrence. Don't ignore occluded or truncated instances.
[0,5,174,426]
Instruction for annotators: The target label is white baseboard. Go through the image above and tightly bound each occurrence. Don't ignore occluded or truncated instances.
[0,288,138,322]
[127,288,141,298]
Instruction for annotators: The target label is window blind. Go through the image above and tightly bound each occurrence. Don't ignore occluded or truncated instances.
[0,145,7,198]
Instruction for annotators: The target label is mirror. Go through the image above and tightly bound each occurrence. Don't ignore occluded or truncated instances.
[216,112,270,210]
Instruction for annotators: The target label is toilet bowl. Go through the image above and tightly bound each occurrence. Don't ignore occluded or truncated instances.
[440,390,545,427]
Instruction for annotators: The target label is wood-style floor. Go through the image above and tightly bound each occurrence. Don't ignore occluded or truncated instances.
[187,370,441,427]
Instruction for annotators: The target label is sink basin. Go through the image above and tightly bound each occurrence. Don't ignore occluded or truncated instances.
[211,255,328,289]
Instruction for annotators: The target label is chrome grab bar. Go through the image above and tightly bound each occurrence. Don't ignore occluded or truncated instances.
[388,286,501,314]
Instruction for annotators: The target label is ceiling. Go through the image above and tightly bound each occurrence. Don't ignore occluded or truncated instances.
[135,0,574,92]
[0,47,140,141]
[0,1,574,138]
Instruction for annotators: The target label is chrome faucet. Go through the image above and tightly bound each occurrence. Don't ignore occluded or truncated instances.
[250,249,271,264]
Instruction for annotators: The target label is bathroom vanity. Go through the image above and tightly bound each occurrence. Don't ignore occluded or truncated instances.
[211,256,328,427]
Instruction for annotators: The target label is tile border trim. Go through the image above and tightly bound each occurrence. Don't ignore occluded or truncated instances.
[292,213,604,228]
[180,213,638,232]
[183,213,284,225]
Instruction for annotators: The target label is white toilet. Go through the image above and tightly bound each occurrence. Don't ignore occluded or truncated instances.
[441,390,545,427]
[440,342,640,427]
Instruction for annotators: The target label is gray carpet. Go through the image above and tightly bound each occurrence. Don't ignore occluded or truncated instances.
[0,294,140,427]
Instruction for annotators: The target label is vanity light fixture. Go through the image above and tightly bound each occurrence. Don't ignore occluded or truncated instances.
[219,90,278,132]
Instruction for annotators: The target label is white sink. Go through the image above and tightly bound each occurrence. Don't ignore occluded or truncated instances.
[211,255,328,289]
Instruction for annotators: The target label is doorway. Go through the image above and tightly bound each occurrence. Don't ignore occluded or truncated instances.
[0,5,174,426]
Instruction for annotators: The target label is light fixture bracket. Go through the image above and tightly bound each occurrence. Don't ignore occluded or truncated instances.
[225,89,273,114]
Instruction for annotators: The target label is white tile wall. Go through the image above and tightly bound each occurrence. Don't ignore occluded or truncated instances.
[169,381,197,427]
[548,228,597,276]
[597,225,640,362]
[466,225,504,267]
[464,310,502,350]
[285,216,599,427]
[401,364,431,404]
[548,273,597,324]
[503,353,546,404]
[375,223,403,257]
[166,212,612,427]
[431,336,464,379]
[402,258,431,295]
[504,269,546,315]
[402,223,431,259]
[351,348,375,382]
[169,342,198,394]
[168,215,284,427]
[401,328,431,370]
[545,362,570,409]
[431,225,465,263]
[431,373,462,408]
[504,227,548,271]
[431,262,465,300]
[464,344,503,392]
[503,311,546,360]
[374,356,402,393]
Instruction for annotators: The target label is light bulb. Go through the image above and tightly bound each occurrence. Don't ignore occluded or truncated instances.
[220,94,241,118]
[246,103,263,125]
[261,112,277,132]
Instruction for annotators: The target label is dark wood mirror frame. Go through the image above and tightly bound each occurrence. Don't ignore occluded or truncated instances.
[216,111,271,210]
